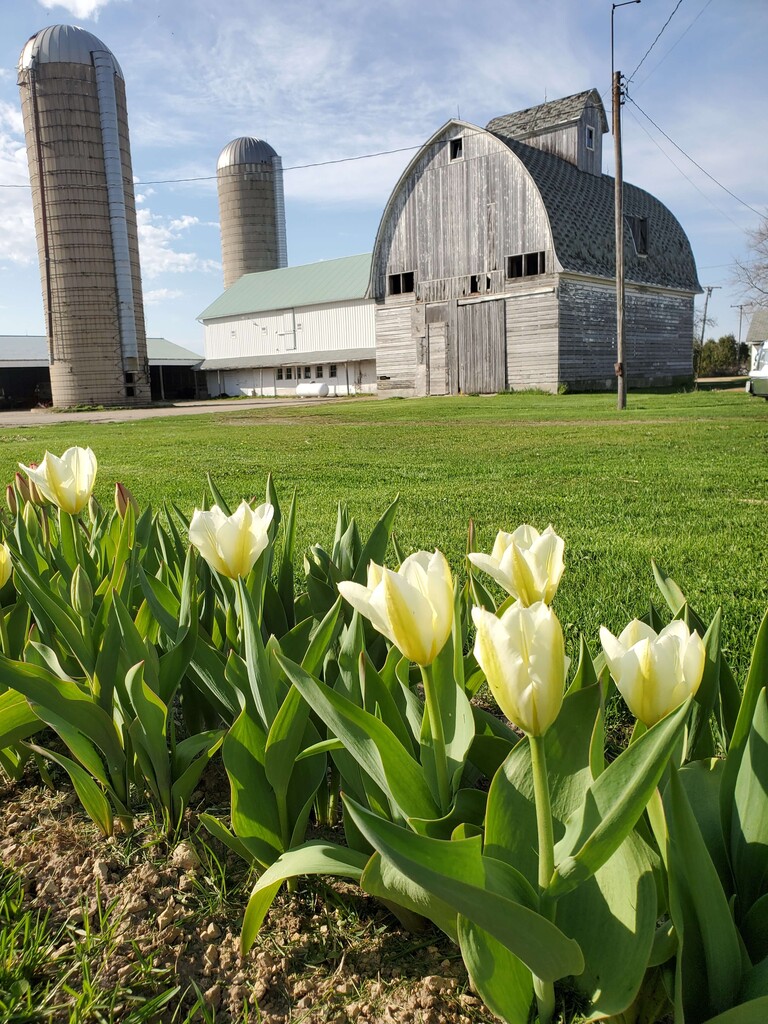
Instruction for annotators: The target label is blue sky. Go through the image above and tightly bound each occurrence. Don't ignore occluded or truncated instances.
[1,0,765,353]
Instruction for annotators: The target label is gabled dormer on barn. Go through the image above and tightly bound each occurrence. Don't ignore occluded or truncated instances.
[487,89,608,176]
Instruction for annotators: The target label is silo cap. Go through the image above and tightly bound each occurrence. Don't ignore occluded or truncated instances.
[217,137,279,169]
[19,24,123,78]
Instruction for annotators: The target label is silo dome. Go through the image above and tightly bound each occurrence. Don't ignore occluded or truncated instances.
[216,135,287,287]
[19,24,123,78]
[217,137,278,170]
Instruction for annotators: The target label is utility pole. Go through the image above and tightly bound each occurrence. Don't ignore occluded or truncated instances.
[699,285,721,348]
[611,1,641,411]
[730,303,745,345]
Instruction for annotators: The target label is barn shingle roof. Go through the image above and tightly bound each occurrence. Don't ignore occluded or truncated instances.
[747,310,768,343]
[487,89,609,138]
[492,134,700,292]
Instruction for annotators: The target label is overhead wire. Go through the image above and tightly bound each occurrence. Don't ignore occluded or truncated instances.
[627,0,686,83]
[633,0,715,89]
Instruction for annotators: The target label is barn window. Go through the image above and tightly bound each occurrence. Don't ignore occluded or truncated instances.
[304,366,311,379]
[389,271,415,295]
[506,252,545,278]
[450,138,463,160]
[329,364,337,378]
[626,215,649,256]
[586,125,595,151]
[276,367,283,380]
[316,365,323,378]
[285,367,293,380]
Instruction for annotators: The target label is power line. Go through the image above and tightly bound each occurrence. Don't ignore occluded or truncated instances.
[633,0,715,89]
[626,95,763,217]
[624,103,742,228]
[627,0,685,83]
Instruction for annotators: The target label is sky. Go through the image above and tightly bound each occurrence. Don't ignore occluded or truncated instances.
[0,0,765,353]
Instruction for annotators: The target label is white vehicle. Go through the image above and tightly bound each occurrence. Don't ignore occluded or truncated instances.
[747,340,768,398]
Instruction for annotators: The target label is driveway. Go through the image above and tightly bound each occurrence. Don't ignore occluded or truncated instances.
[0,395,372,427]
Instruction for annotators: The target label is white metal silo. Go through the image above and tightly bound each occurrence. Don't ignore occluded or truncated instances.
[18,24,150,407]
[217,137,287,289]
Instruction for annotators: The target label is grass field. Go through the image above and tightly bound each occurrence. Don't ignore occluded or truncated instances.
[1,388,766,679]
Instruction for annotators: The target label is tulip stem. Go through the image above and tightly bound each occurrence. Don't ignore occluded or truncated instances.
[0,607,9,656]
[420,664,451,813]
[529,732,556,1024]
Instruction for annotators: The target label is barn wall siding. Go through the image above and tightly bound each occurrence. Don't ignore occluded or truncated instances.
[506,288,559,392]
[558,279,695,390]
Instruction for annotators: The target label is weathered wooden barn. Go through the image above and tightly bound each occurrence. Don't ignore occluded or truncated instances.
[370,90,701,395]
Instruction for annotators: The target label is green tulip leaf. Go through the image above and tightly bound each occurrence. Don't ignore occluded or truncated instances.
[700,998,768,1024]
[487,683,601,887]
[721,610,768,844]
[223,709,282,866]
[549,698,691,898]
[360,852,457,938]
[198,813,263,867]
[344,796,584,983]
[276,488,297,629]
[739,956,768,1003]
[742,894,768,965]
[665,766,742,1022]
[241,842,369,954]
[730,689,768,914]
[457,917,533,1024]
[351,495,398,584]
[12,560,95,675]
[0,688,41,748]
[27,743,113,837]
[277,653,439,821]
[555,830,658,1018]
[238,579,279,729]
[675,758,730,891]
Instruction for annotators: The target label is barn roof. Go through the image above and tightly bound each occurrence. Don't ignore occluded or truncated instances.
[494,134,700,292]
[487,89,608,138]
[198,253,372,320]
[0,336,201,368]
[747,310,768,343]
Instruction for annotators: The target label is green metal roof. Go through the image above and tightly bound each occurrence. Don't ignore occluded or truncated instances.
[198,253,372,321]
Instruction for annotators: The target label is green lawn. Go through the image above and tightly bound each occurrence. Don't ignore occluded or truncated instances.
[2,389,766,679]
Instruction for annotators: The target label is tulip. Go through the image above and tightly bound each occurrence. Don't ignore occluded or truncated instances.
[19,447,97,515]
[71,564,93,617]
[468,525,565,606]
[0,542,11,589]
[189,501,274,579]
[472,602,569,737]
[599,619,705,727]
[338,550,453,667]
[13,472,30,505]
[114,481,139,520]
[5,485,17,517]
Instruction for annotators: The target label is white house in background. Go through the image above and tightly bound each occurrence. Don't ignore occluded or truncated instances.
[197,253,376,397]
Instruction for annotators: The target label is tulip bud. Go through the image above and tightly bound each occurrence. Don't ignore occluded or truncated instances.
[14,472,30,505]
[88,495,102,525]
[28,478,46,506]
[22,501,39,540]
[114,481,139,520]
[189,501,275,579]
[70,564,93,618]
[338,550,454,667]
[0,542,12,589]
[472,602,570,737]
[600,619,705,727]
[468,525,565,606]
[6,485,17,517]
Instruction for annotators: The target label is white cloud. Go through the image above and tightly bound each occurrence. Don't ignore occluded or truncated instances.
[136,207,219,277]
[36,0,121,19]
[0,114,36,267]
[144,287,184,305]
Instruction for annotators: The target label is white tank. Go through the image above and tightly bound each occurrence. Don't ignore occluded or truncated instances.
[296,382,330,397]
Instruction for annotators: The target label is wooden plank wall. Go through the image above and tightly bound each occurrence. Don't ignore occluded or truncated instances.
[558,279,695,390]
[375,303,419,394]
[458,300,506,393]
[506,288,559,392]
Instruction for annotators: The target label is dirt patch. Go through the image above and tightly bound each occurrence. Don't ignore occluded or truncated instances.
[0,768,490,1023]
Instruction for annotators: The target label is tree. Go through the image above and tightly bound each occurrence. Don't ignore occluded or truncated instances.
[733,213,768,310]
[695,333,748,378]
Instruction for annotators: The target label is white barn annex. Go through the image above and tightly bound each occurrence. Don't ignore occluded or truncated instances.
[198,254,376,397]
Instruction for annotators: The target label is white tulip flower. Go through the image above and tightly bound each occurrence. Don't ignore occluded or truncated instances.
[19,446,98,515]
[599,618,705,727]
[472,601,569,737]
[338,550,453,667]
[189,501,274,579]
[468,525,565,605]
[0,542,11,588]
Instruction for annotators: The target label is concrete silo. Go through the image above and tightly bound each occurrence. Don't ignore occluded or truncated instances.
[217,137,287,289]
[18,24,150,407]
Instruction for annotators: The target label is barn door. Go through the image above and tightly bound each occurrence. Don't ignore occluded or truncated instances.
[427,322,448,396]
[457,299,506,394]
